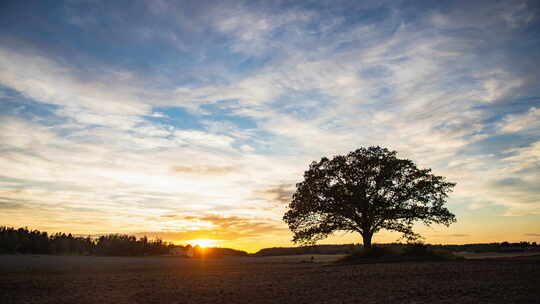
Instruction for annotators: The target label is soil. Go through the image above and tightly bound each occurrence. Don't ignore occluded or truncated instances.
[1,254,539,303]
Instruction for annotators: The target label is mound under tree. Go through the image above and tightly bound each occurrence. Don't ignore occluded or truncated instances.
[283,146,456,248]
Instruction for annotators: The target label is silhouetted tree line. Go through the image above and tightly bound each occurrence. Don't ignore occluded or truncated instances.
[254,242,539,256]
[432,241,538,253]
[185,245,248,258]
[254,244,362,256]
[0,226,174,256]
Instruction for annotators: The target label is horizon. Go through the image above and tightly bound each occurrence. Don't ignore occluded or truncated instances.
[3,225,537,254]
[1,0,539,253]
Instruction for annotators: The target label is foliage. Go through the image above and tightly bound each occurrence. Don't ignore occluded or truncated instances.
[0,226,52,254]
[341,246,397,261]
[253,242,540,257]
[431,241,538,253]
[338,243,463,264]
[254,244,361,256]
[94,234,173,256]
[0,226,174,256]
[283,146,456,247]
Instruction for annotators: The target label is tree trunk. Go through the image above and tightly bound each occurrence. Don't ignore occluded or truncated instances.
[362,233,372,249]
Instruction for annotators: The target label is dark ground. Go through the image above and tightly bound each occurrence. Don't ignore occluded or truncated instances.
[1,254,539,304]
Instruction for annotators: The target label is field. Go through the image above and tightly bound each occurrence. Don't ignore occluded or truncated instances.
[1,254,539,304]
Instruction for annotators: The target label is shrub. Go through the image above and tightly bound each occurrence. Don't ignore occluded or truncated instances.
[338,243,463,264]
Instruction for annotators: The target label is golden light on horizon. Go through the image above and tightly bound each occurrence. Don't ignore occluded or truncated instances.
[186,239,220,248]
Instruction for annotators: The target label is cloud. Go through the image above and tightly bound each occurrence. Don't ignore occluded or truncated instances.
[0,115,303,237]
[55,108,145,131]
[524,233,540,237]
[0,47,150,116]
[213,6,316,56]
[139,214,288,242]
[498,107,540,134]
[1,0,540,249]
[426,233,471,239]
[173,165,236,175]
[255,183,295,205]
[500,141,540,174]
[173,130,235,149]
[0,201,23,209]
[447,234,470,237]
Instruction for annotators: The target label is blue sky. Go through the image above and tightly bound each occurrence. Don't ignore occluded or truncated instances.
[1,0,539,251]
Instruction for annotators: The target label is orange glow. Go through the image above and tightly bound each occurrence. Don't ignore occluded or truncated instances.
[186,239,220,248]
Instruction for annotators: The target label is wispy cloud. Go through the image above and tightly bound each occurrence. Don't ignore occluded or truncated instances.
[1,0,539,248]
[498,107,540,134]
[254,183,295,205]
[173,166,236,175]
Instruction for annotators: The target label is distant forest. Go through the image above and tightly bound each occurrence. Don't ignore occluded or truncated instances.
[0,226,249,257]
[254,242,539,256]
[2,226,537,257]
[0,226,175,256]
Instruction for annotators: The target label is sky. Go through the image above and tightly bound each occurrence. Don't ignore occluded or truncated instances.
[1,0,539,252]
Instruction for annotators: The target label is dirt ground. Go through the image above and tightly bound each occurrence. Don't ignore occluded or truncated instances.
[1,254,539,304]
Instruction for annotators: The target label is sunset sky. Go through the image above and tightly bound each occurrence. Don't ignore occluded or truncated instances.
[1,0,539,252]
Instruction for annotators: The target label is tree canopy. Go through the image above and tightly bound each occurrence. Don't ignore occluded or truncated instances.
[283,146,456,248]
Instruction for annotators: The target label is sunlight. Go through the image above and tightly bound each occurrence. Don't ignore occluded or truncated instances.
[186,239,220,248]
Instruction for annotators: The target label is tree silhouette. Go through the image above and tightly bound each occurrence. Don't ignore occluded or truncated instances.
[0,226,175,256]
[283,146,456,248]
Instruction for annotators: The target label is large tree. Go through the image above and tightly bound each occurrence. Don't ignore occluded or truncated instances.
[283,146,456,248]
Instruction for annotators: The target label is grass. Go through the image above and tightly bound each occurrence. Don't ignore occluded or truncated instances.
[338,243,464,264]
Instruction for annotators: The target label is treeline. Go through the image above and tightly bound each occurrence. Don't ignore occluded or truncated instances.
[0,226,174,256]
[254,242,540,257]
[431,241,538,253]
[190,246,248,258]
[255,244,361,256]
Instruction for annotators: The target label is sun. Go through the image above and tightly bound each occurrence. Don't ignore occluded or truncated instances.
[186,239,220,248]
